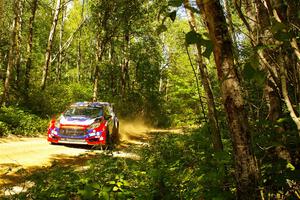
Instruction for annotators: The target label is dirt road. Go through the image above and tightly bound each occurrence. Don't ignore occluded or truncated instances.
[0,122,178,195]
[0,137,98,186]
[0,137,91,167]
[0,122,152,189]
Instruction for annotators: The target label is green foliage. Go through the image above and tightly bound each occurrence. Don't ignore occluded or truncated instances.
[185,30,201,45]
[26,83,93,117]
[0,106,48,136]
[168,0,183,7]
[141,128,234,199]
[243,61,266,86]
[185,30,213,58]
[252,117,300,198]
[156,24,168,34]
[168,10,177,22]
[0,121,12,136]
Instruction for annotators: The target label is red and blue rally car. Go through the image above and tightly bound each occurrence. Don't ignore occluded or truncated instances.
[47,102,119,147]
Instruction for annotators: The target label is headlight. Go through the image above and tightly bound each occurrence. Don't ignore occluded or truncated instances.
[55,121,60,128]
[88,122,101,129]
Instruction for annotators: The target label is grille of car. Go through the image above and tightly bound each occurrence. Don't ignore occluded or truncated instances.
[60,128,85,136]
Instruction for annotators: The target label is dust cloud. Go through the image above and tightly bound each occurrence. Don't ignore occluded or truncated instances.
[119,119,152,145]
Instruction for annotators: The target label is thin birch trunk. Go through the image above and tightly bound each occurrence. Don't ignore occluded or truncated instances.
[56,0,65,82]
[41,0,61,90]
[280,57,300,136]
[109,40,116,97]
[0,0,3,70]
[24,0,38,99]
[184,0,223,151]
[1,0,22,106]
[15,0,22,87]
[121,33,130,99]
[223,0,237,50]
[93,36,108,102]
[76,0,84,83]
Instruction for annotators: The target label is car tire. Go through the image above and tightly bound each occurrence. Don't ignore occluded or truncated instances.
[105,130,113,150]
[112,122,119,144]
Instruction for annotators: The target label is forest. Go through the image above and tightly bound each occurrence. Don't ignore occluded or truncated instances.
[0,0,299,199]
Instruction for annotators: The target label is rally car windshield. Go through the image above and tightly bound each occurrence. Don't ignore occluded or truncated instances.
[63,106,103,118]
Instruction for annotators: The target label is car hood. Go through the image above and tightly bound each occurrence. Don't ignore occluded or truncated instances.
[59,115,95,126]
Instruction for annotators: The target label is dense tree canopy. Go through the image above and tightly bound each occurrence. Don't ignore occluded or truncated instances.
[0,0,299,199]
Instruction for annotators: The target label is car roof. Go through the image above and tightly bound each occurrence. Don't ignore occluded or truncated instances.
[70,102,111,108]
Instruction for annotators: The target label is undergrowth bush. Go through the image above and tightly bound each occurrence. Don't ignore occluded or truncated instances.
[252,117,300,199]
[141,127,234,199]
[0,106,48,137]
[26,83,93,117]
[0,121,11,136]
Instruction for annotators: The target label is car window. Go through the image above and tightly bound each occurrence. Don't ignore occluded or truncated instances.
[64,106,103,118]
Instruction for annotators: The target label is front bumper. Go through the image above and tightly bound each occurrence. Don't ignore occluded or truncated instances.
[48,136,106,145]
[47,130,106,145]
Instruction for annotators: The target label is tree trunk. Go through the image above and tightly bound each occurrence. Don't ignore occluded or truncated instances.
[185,44,208,123]
[77,42,81,82]
[223,0,238,53]
[0,0,3,26]
[121,33,130,99]
[41,0,61,90]
[92,67,99,102]
[262,0,300,132]
[56,0,65,82]
[184,0,223,151]
[52,18,87,65]
[15,0,22,88]
[93,35,108,102]
[93,38,101,102]
[0,0,3,69]
[255,0,283,123]
[236,0,283,123]
[280,57,300,136]
[109,40,116,97]
[264,79,281,122]
[24,0,38,100]
[1,0,22,106]
[76,0,84,83]
[196,0,259,198]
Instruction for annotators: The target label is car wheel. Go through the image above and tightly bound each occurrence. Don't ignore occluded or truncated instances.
[105,130,114,150]
[111,121,119,144]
